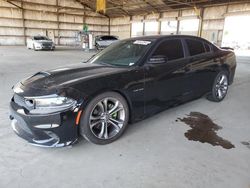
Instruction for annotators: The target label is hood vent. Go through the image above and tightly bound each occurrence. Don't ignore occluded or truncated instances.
[21,71,51,85]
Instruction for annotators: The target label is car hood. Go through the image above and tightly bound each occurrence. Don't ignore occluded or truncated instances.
[20,63,126,93]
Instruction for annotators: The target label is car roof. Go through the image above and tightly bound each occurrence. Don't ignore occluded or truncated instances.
[128,35,209,42]
[34,35,47,37]
[96,35,117,37]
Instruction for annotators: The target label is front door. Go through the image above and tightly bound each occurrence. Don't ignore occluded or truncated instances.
[144,39,189,115]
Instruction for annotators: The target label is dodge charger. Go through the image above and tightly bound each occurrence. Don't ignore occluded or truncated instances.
[9,35,237,147]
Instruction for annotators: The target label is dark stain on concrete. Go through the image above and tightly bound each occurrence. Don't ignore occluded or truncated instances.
[177,112,235,149]
[241,141,250,149]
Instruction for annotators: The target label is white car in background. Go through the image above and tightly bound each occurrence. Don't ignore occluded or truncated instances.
[95,35,119,50]
[27,36,55,51]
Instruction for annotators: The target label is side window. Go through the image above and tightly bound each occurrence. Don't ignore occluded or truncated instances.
[152,39,184,61]
[186,39,205,56]
[204,42,211,52]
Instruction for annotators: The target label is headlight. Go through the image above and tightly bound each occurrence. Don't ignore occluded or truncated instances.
[26,94,77,114]
[13,82,24,93]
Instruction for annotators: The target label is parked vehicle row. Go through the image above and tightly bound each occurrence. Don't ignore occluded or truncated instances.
[27,35,119,51]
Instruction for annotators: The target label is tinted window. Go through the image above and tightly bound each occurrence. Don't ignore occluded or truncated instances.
[152,39,184,61]
[204,42,211,52]
[186,39,205,56]
[100,36,118,40]
[89,40,153,67]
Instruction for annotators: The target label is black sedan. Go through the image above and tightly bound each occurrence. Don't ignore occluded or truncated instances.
[9,35,236,147]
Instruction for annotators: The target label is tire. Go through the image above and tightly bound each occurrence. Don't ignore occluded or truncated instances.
[96,44,101,51]
[207,70,229,102]
[80,92,129,145]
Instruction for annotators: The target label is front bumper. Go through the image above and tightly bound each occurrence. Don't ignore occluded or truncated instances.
[35,45,55,50]
[9,100,78,147]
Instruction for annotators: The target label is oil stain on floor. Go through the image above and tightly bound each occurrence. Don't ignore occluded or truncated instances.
[241,141,250,149]
[177,112,235,149]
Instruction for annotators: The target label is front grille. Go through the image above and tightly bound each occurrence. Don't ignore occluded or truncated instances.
[42,43,52,47]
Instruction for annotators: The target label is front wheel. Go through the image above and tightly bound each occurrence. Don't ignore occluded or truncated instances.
[96,44,101,51]
[207,71,229,102]
[80,92,129,145]
[33,44,37,51]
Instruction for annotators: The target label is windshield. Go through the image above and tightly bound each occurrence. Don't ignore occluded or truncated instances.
[89,39,153,67]
[34,36,49,40]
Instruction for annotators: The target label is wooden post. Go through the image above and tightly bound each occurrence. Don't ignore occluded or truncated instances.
[56,0,60,45]
[142,15,146,36]
[129,16,132,37]
[198,8,204,37]
[176,10,181,35]
[158,13,162,35]
[21,1,26,45]
[108,17,111,35]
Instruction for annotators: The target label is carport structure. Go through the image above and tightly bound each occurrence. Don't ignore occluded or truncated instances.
[1,0,250,46]
[0,1,250,188]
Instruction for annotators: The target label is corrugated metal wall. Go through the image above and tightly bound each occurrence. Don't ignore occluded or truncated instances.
[110,3,250,46]
[0,0,109,45]
[1,1,250,46]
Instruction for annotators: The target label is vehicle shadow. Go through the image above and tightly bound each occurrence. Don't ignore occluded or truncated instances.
[73,96,207,149]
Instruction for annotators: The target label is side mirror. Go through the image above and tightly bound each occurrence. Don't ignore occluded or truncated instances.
[148,55,167,64]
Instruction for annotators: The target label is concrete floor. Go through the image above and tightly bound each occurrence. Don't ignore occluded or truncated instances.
[0,46,249,188]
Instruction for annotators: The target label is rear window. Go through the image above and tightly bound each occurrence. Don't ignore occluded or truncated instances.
[186,39,205,56]
[204,42,211,52]
[100,36,118,40]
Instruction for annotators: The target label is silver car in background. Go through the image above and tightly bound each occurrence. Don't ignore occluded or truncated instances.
[95,35,119,50]
[27,36,55,51]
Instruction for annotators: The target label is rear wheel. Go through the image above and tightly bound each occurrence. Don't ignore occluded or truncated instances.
[80,92,129,145]
[207,71,229,102]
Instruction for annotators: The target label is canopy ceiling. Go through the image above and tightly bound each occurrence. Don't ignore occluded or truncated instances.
[76,0,250,17]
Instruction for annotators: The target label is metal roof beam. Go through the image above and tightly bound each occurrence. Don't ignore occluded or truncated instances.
[108,0,131,16]
[2,0,22,9]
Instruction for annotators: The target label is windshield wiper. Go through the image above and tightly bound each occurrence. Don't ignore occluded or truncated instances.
[96,61,113,66]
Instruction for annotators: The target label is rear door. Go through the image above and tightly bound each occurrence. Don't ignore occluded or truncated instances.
[184,38,216,96]
[144,38,189,115]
